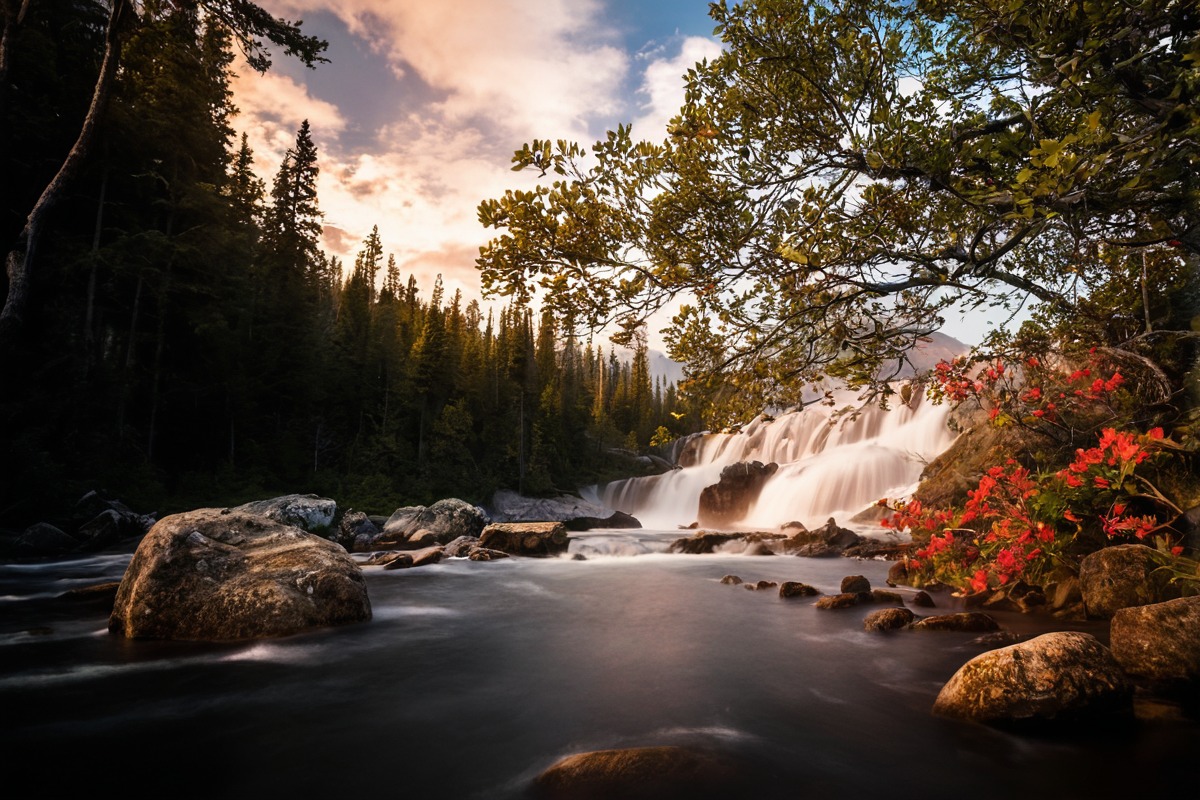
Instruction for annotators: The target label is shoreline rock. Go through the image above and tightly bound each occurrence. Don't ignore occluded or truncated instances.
[933,631,1132,727]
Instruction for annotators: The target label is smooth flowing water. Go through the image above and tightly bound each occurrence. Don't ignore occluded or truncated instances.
[2,532,1194,799]
[590,391,957,529]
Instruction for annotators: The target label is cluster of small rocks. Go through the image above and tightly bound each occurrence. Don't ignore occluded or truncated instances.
[4,490,156,557]
[670,517,899,558]
[95,492,585,641]
[716,546,1200,728]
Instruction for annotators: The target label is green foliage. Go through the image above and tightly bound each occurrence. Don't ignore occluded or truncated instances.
[478,0,1199,426]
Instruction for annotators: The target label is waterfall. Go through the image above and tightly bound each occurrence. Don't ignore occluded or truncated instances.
[586,389,957,530]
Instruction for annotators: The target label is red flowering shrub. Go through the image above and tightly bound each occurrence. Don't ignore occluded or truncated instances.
[883,351,1186,594]
[928,348,1141,446]
[883,460,1073,591]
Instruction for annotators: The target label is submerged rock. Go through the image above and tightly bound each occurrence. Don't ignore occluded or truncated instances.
[870,589,904,605]
[744,579,778,591]
[719,575,744,585]
[109,509,371,641]
[815,593,861,610]
[532,746,747,799]
[933,631,1132,726]
[911,612,1000,633]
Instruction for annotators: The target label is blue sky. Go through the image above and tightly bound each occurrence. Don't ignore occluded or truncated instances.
[235,1,995,347]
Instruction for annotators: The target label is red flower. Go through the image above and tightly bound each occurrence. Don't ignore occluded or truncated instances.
[970,570,989,593]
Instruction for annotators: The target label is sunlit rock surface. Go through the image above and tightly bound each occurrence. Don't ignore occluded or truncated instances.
[933,631,1131,725]
[479,521,569,557]
[109,509,370,640]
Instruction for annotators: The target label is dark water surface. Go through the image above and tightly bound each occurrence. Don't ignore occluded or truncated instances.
[2,530,1195,798]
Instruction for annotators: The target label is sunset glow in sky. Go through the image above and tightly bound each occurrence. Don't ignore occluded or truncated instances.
[232,0,722,308]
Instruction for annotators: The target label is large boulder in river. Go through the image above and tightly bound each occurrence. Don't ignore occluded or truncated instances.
[480,522,569,557]
[109,509,371,641]
[370,498,489,550]
[932,631,1131,726]
[696,461,778,528]
[1078,544,1181,619]
[1110,596,1200,686]
[532,746,747,799]
[233,494,336,533]
[488,490,641,530]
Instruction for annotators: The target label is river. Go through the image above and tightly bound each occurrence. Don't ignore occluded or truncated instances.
[2,529,1194,798]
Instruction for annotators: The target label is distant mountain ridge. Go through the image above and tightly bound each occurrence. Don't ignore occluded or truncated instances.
[636,331,969,387]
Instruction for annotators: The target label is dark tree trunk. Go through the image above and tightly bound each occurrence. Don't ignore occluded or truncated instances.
[0,0,131,345]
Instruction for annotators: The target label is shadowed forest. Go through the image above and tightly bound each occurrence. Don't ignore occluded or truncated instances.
[0,2,692,528]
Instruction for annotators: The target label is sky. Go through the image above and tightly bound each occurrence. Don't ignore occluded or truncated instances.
[231,1,997,349]
[231,1,721,330]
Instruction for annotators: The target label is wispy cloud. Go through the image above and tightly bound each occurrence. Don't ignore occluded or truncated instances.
[231,1,718,311]
[633,35,723,142]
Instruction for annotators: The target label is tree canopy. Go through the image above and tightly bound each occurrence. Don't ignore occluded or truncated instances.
[477,0,1199,424]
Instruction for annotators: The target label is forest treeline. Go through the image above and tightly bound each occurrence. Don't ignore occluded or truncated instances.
[0,2,692,527]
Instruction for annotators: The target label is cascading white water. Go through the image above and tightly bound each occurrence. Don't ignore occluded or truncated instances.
[588,389,957,530]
